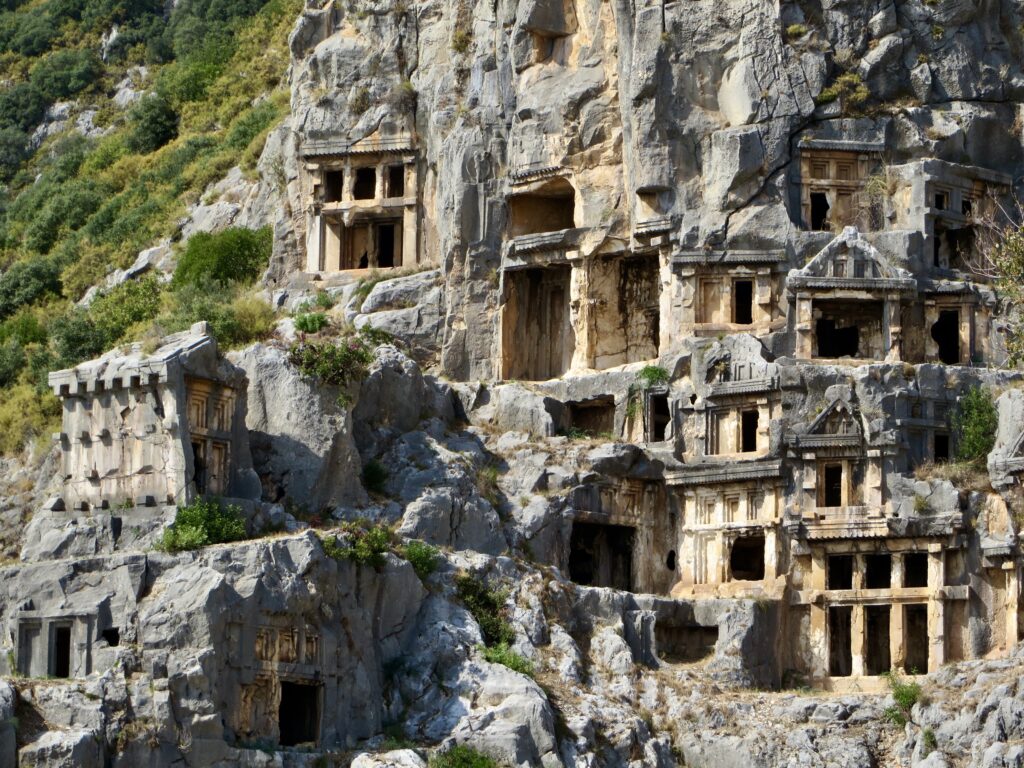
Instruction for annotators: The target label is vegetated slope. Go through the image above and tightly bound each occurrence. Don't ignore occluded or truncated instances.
[0,0,298,454]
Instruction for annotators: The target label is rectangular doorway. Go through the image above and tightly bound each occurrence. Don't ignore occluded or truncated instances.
[733,280,753,324]
[50,623,72,678]
[828,605,852,677]
[904,604,928,674]
[279,681,321,746]
[865,605,891,676]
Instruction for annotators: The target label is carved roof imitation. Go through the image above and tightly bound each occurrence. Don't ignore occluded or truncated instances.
[789,398,863,449]
[48,322,224,397]
[787,227,917,294]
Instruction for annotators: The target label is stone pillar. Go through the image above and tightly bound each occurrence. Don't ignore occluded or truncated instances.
[764,527,779,580]
[342,161,354,201]
[851,603,866,677]
[890,555,905,672]
[374,163,386,199]
[1003,562,1019,651]
[809,548,828,683]
[927,545,946,671]
[795,295,814,358]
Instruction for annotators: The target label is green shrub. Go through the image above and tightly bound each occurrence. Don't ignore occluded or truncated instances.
[90,276,163,344]
[953,387,998,463]
[320,522,394,567]
[49,309,108,366]
[429,745,499,768]
[0,82,47,131]
[294,312,328,334]
[349,86,371,114]
[922,727,937,754]
[158,497,248,552]
[0,383,61,455]
[0,127,28,181]
[636,365,669,389]
[404,539,440,580]
[481,641,533,676]
[0,258,61,320]
[127,94,179,153]
[882,670,921,727]
[172,226,272,287]
[288,331,377,388]
[455,573,514,647]
[362,459,388,494]
[30,49,102,100]
[0,339,25,387]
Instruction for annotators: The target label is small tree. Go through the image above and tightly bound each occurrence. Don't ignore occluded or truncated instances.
[953,387,998,463]
[127,94,179,154]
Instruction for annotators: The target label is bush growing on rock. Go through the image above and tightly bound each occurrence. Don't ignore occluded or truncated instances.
[455,573,514,647]
[953,387,998,463]
[127,94,179,154]
[293,312,328,334]
[172,226,272,287]
[481,641,533,676]
[429,745,499,768]
[882,670,921,726]
[319,522,394,567]
[158,497,247,552]
[403,539,440,580]
[287,327,388,389]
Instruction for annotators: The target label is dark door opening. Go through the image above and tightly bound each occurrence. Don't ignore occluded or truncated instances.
[810,193,830,231]
[566,397,615,437]
[904,604,929,674]
[733,280,753,324]
[648,393,670,442]
[101,628,120,647]
[864,554,891,589]
[934,433,950,463]
[377,223,396,268]
[655,623,719,663]
[931,310,960,365]
[823,464,843,507]
[191,441,207,495]
[904,553,928,588]
[279,681,320,747]
[568,522,634,591]
[828,554,854,590]
[323,170,343,202]
[729,535,765,581]
[740,409,759,453]
[387,165,405,197]
[828,606,852,677]
[353,168,376,200]
[816,318,860,358]
[865,605,891,675]
[51,624,71,678]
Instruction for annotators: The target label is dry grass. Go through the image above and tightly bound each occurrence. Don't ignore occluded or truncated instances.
[913,460,991,491]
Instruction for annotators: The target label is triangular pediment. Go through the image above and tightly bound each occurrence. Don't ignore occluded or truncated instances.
[808,399,862,437]
[790,227,914,284]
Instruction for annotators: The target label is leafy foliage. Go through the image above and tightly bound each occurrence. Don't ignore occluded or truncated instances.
[158,497,248,552]
[882,670,921,727]
[320,522,394,567]
[172,226,272,287]
[636,365,669,389]
[455,573,514,647]
[953,387,998,463]
[481,641,533,676]
[403,539,440,580]
[293,312,328,334]
[287,328,384,389]
[429,746,500,768]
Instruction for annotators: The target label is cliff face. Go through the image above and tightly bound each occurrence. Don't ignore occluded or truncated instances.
[4,0,1024,767]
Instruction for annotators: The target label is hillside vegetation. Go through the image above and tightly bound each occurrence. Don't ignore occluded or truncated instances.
[0,0,299,454]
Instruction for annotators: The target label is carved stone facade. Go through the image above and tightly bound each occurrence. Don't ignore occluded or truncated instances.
[47,322,258,512]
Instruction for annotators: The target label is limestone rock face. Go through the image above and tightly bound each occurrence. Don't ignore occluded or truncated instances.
[235,342,367,510]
